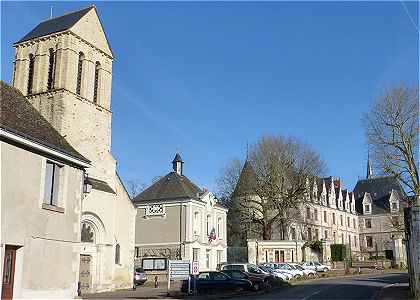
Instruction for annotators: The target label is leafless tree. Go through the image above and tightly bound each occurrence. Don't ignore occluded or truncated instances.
[215,159,243,204]
[363,85,419,205]
[216,135,326,241]
[126,179,146,199]
[248,136,326,239]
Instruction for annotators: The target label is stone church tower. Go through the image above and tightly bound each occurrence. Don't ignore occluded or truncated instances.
[12,6,135,293]
[12,5,114,183]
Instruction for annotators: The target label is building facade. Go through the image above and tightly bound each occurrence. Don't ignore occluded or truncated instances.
[234,158,407,266]
[1,82,89,299]
[354,174,407,265]
[133,154,228,280]
[10,6,136,294]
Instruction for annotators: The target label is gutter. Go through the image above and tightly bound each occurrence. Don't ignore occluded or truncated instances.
[0,128,90,168]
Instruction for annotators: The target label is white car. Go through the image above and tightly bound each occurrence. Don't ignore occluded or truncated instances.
[260,264,293,280]
[289,263,317,277]
[264,263,303,279]
[301,261,331,272]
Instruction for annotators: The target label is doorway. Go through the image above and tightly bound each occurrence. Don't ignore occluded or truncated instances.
[2,246,18,300]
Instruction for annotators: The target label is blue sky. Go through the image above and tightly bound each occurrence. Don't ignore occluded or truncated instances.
[1,1,418,192]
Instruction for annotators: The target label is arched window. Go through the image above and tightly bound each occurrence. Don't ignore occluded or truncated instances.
[217,217,222,238]
[27,54,35,94]
[47,48,55,90]
[93,61,100,103]
[115,243,120,264]
[76,52,84,95]
[81,222,95,243]
[206,215,211,236]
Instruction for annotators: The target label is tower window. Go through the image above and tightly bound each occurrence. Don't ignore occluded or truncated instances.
[93,61,100,103]
[76,52,84,95]
[27,54,35,94]
[47,48,55,90]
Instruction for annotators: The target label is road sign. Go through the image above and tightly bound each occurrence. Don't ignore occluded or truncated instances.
[191,261,199,275]
[168,260,190,280]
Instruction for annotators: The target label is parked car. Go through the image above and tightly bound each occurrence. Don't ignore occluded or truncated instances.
[221,269,267,291]
[258,265,291,281]
[181,271,252,294]
[288,263,317,277]
[133,267,147,286]
[301,261,331,272]
[262,263,303,279]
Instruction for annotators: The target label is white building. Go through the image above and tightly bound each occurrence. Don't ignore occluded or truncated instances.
[133,154,227,280]
[9,6,136,294]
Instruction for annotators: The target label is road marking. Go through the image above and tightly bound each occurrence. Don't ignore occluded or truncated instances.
[301,289,322,300]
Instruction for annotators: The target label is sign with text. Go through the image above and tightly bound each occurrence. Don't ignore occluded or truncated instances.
[168,260,190,280]
[191,261,199,275]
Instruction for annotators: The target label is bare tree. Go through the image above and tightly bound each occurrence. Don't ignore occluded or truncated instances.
[363,85,419,205]
[126,179,146,199]
[247,136,326,240]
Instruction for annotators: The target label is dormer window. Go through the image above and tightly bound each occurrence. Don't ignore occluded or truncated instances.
[364,204,371,214]
[391,202,398,212]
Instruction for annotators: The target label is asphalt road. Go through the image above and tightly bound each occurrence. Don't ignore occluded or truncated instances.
[230,272,409,300]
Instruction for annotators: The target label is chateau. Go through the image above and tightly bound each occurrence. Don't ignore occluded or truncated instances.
[2,6,136,298]
[234,158,407,266]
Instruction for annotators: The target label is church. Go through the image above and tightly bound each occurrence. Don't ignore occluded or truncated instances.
[2,5,136,298]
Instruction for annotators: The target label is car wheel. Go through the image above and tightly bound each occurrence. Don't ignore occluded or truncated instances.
[308,273,314,278]
[294,274,301,279]
[323,267,329,272]
[253,283,260,291]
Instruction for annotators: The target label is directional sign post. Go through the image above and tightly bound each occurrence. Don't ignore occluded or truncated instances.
[167,260,190,294]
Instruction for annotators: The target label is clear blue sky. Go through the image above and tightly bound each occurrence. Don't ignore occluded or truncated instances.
[1,1,418,192]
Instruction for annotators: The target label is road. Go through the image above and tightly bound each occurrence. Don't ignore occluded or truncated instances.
[230,272,409,300]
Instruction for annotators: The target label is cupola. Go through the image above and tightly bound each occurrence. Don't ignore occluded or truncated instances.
[172,153,184,175]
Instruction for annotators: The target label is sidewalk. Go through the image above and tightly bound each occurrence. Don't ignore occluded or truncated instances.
[377,282,412,300]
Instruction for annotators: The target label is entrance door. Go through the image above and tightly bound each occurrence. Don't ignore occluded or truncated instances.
[274,250,279,262]
[280,251,285,262]
[79,255,92,294]
[2,246,17,300]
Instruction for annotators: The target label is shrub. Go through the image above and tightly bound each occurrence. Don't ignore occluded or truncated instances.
[331,244,347,262]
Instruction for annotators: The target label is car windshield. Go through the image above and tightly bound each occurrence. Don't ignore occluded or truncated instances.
[295,265,304,270]
[135,268,144,273]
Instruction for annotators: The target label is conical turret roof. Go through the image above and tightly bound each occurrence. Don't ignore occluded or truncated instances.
[233,160,257,197]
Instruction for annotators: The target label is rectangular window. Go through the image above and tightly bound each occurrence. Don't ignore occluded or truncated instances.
[347,216,350,227]
[365,219,372,228]
[315,229,319,240]
[332,213,336,225]
[353,218,356,229]
[391,202,398,211]
[206,250,211,269]
[142,258,167,271]
[324,230,328,239]
[366,236,373,248]
[340,215,343,226]
[290,227,296,240]
[308,228,312,240]
[314,209,318,221]
[44,161,62,206]
[364,204,371,213]
[306,207,311,219]
[193,248,199,262]
[323,211,327,223]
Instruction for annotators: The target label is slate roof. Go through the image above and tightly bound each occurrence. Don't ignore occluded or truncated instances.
[233,160,258,197]
[0,81,89,164]
[353,176,405,214]
[132,171,203,203]
[15,6,93,44]
[85,177,115,194]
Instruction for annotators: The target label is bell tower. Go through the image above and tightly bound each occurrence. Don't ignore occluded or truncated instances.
[12,6,115,182]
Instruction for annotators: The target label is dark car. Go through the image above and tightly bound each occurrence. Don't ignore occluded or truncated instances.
[181,271,252,294]
[221,269,268,291]
[133,267,147,286]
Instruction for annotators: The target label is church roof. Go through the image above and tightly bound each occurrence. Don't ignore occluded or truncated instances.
[353,176,405,214]
[233,160,258,197]
[16,6,93,44]
[0,81,89,164]
[132,171,203,203]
